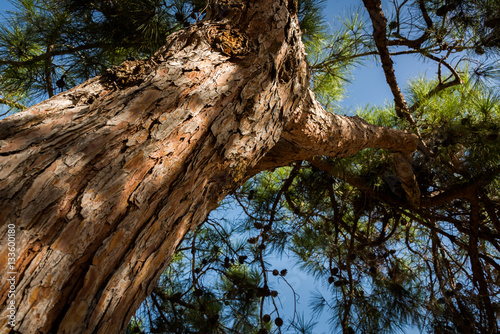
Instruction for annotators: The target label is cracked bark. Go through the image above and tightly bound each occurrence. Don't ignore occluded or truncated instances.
[0,0,418,333]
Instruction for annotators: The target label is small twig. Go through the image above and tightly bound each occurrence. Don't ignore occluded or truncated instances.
[409,55,462,113]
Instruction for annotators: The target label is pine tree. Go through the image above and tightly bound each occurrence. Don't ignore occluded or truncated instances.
[0,0,499,333]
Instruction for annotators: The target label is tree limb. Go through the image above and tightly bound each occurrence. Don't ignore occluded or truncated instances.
[252,88,421,205]
[252,89,420,202]
[283,90,419,157]
[362,0,411,121]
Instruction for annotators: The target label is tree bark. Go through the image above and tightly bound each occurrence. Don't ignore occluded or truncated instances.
[0,0,418,333]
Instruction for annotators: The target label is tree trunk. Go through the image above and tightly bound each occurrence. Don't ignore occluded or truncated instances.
[0,1,418,333]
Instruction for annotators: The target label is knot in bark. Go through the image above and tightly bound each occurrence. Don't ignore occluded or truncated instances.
[209,28,251,58]
[103,59,154,88]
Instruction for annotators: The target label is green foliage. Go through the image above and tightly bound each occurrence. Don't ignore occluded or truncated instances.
[307,9,369,111]
[0,0,205,115]
[428,0,500,50]
[297,0,327,46]
[126,317,146,334]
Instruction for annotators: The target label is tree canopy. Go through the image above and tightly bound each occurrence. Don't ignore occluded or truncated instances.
[1,0,500,333]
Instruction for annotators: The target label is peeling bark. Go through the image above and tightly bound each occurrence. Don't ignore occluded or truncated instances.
[0,1,418,333]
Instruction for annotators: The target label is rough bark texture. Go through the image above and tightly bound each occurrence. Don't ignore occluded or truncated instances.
[0,0,418,333]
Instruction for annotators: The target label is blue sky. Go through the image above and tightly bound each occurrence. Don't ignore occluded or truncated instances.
[324,0,432,113]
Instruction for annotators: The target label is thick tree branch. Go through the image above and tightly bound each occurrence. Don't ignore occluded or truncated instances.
[309,154,500,211]
[421,166,500,207]
[253,89,418,174]
[254,89,421,205]
[283,90,419,157]
[362,0,411,121]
